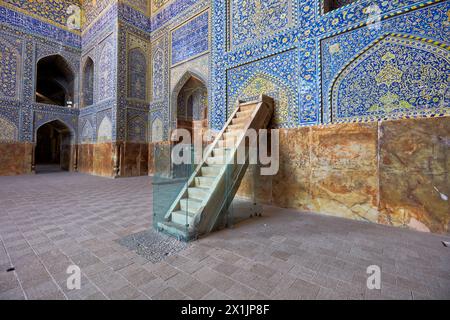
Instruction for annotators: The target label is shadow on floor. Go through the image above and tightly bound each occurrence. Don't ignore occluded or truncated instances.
[35,164,65,174]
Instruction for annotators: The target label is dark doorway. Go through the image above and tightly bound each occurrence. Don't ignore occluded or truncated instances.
[36,55,75,107]
[35,120,72,173]
[323,0,358,13]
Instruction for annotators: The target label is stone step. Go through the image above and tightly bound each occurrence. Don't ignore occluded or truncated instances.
[239,103,257,112]
[157,221,195,241]
[232,116,250,125]
[187,187,210,200]
[180,198,203,214]
[171,210,195,226]
[235,110,253,118]
[227,123,245,131]
[223,130,242,140]
[213,147,232,157]
[206,155,227,165]
[194,176,216,188]
[217,139,237,148]
[201,165,222,177]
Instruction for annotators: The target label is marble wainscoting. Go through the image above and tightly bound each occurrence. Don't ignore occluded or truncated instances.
[0,142,33,176]
[308,123,379,223]
[237,117,450,235]
[379,117,450,235]
[78,142,148,178]
[77,143,95,174]
[77,143,115,178]
[120,142,148,177]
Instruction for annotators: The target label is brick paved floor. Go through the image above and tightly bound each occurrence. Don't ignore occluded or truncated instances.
[0,172,449,300]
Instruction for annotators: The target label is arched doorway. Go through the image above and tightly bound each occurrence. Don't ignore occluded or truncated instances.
[36,55,75,107]
[176,76,208,139]
[35,120,73,173]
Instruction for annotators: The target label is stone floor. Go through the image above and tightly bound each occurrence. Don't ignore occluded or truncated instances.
[0,171,449,300]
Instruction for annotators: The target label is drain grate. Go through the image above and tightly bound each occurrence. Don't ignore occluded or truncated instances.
[442,241,450,248]
[117,229,188,263]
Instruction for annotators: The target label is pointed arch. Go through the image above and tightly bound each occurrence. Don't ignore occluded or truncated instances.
[35,119,73,171]
[127,114,147,142]
[36,119,73,135]
[35,54,75,107]
[82,56,95,107]
[330,33,450,122]
[170,70,208,131]
[35,117,75,142]
[80,119,94,144]
[231,72,296,127]
[97,116,112,142]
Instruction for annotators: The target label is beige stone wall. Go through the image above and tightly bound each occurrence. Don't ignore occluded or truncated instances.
[237,116,450,235]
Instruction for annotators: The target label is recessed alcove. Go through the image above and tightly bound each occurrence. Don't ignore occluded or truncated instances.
[323,0,358,13]
[82,57,94,107]
[176,76,208,138]
[35,54,75,107]
[35,120,73,172]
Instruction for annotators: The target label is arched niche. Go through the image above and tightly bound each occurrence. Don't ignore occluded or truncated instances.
[36,55,75,107]
[127,115,147,142]
[170,70,208,135]
[35,120,73,172]
[82,57,95,107]
[81,120,94,144]
[97,116,112,142]
[231,73,296,128]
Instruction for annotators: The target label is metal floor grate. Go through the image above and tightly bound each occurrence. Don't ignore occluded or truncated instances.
[117,229,189,263]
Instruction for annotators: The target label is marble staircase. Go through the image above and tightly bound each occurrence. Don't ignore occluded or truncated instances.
[157,95,274,241]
